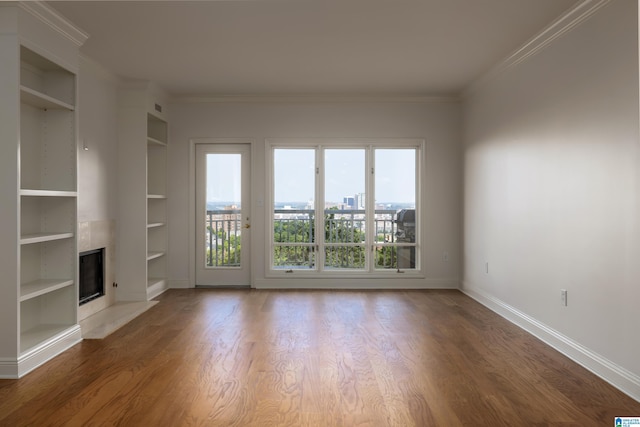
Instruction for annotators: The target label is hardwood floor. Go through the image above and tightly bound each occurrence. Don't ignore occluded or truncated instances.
[1,289,638,426]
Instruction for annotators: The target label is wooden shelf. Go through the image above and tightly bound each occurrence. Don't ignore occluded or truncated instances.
[147,222,166,229]
[20,279,74,302]
[20,189,77,197]
[147,136,167,146]
[20,232,74,245]
[20,85,74,111]
[147,251,165,261]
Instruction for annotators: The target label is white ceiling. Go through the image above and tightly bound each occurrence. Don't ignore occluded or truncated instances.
[49,0,578,98]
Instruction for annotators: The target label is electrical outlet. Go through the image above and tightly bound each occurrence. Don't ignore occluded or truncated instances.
[561,289,568,306]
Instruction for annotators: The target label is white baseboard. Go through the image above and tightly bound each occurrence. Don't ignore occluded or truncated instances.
[462,282,640,403]
[0,325,82,379]
[168,279,190,289]
[147,280,169,300]
[0,359,17,379]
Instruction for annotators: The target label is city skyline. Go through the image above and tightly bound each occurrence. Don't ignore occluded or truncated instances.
[206,148,417,205]
[273,148,416,204]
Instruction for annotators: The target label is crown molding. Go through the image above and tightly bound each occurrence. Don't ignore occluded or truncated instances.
[172,94,460,105]
[18,1,89,47]
[462,0,611,99]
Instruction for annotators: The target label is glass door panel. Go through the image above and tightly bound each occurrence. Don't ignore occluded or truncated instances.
[205,153,242,268]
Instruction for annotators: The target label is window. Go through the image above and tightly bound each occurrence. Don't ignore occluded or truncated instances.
[374,149,417,270]
[273,149,316,268]
[268,139,422,276]
[324,149,366,270]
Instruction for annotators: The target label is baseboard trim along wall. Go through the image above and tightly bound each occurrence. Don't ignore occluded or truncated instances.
[168,280,190,289]
[0,326,83,379]
[462,282,640,403]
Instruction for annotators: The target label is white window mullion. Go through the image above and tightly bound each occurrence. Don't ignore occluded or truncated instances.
[315,146,325,271]
[414,144,422,269]
[365,145,375,273]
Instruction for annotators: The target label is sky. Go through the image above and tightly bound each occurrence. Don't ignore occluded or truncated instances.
[274,148,416,204]
[206,148,417,205]
[206,153,242,204]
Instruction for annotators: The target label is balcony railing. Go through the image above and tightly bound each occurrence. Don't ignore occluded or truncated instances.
[206,208,414,269]
[206,209,242,267]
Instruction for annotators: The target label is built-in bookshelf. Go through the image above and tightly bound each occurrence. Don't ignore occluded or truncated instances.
[0,3,86,378]
[117,84,169,301]
[147,113,168,296]
[19,45,79,358]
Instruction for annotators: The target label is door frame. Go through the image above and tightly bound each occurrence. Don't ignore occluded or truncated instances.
[189,138,255,288]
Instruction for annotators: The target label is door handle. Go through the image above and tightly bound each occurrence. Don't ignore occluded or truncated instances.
[244,224,251,229]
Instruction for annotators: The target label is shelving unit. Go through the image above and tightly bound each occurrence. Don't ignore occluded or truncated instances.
[0,3,86,378]
[117,83,169,301]
[146,113,168,298]
[19,45,79,358]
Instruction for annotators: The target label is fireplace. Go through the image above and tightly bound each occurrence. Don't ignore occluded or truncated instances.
[79,248,105,305]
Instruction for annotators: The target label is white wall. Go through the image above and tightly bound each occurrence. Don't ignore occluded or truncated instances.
[167,100,462,288]
[76,56,120,318]
[77,56,119,223]
[462,0,640,399]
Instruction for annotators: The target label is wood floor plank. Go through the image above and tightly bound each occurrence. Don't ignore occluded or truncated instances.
[0,289,638,426]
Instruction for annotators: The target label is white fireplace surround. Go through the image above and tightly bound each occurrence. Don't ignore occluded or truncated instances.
[78,220,116,321]
[77,220,158,339]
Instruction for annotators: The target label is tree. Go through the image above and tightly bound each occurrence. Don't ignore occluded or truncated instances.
[273,209,368,269]
[207,226,241,267]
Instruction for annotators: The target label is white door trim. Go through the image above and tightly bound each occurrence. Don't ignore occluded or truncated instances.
[189,138,254,288]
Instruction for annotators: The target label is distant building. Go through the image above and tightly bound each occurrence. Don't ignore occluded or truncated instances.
[343,196,355,209]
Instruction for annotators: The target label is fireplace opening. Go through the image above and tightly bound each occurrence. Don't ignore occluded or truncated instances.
[79,248,105,305]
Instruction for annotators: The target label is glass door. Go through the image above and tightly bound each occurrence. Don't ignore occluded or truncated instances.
[195,144,251,286]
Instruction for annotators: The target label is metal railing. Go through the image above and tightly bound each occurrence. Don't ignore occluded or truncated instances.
[206,209,413,269]
[206,209,242,267]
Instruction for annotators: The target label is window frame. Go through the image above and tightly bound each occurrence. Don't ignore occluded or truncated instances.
[265,138,425,279]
